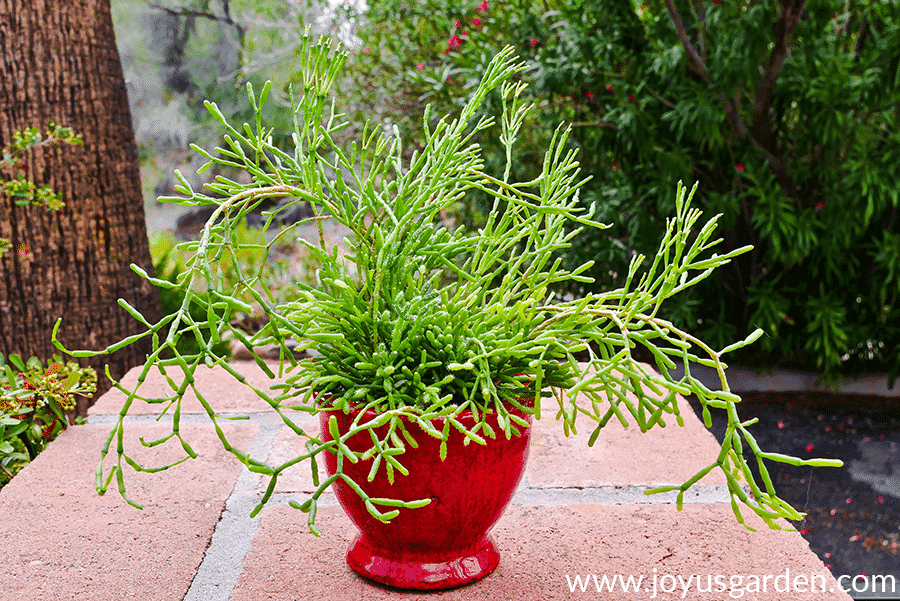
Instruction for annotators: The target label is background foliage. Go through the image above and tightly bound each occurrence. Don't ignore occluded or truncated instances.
[115,0,900,382]
[343,0,900,382]
[0,124,82,255]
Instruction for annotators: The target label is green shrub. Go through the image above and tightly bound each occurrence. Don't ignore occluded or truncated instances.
[347,0,900,382]
[0,354,96,487]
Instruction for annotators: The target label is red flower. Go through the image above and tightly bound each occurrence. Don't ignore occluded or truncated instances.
[472,17,481,26]
[585,90,593,99]
[815,202,825,211]
[806,444,814,452]
[628,94,636,102]
[454,19,462,27]
[477,0,489,11]
[447,34,463,50]
[446,76,453,83]
[612,161,619,168]
[713,0,722,4]
[530,38,539,47]
[777,420,785,429]
[606,84,614,92]
[735,163,745,171]
[416,62,425,71]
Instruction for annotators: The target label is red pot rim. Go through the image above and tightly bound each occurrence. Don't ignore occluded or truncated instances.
[317,396,535,427]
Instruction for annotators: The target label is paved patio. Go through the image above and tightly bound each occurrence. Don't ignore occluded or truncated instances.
[0,361,853,600]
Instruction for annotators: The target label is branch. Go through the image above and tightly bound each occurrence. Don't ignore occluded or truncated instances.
[645,85,677,110]
[664,3,749,150]
[663,0,711,85]
[664,0,747,141]
[666,0,799,197]
[148,1,246,43]
[148,3,218,21]
[570,121,617,129]
[752,0,807,146]
[688,0,708,65]
[220,0,246,46]
[854,16,871,57]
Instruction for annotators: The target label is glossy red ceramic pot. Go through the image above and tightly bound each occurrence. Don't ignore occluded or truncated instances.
[321,404,533,590]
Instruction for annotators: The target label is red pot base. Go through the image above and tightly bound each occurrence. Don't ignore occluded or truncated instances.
[347,532,500,590]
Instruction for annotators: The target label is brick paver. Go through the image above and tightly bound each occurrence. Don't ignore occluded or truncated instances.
[0,362,852,600]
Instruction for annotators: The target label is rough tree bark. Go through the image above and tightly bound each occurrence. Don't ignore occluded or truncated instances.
[0,0,161,413]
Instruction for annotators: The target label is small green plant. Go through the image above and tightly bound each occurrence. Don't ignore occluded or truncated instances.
[1,122,83,256]
[0,354,96,487]
[55,38,841,534]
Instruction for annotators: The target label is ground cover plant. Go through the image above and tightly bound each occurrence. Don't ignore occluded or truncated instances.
[0,354,96,487]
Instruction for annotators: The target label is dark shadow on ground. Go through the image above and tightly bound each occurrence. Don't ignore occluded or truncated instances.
[687,392,899,597]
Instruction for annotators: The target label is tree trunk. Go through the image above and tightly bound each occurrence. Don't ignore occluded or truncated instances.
[0,0,162,414]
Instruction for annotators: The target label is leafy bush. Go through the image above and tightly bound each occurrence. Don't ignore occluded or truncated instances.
[118,0,900,380]
[0,354,96,487]
[346,0,900,382]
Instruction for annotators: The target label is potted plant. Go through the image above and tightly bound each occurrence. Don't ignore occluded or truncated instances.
[54,38,841,590]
